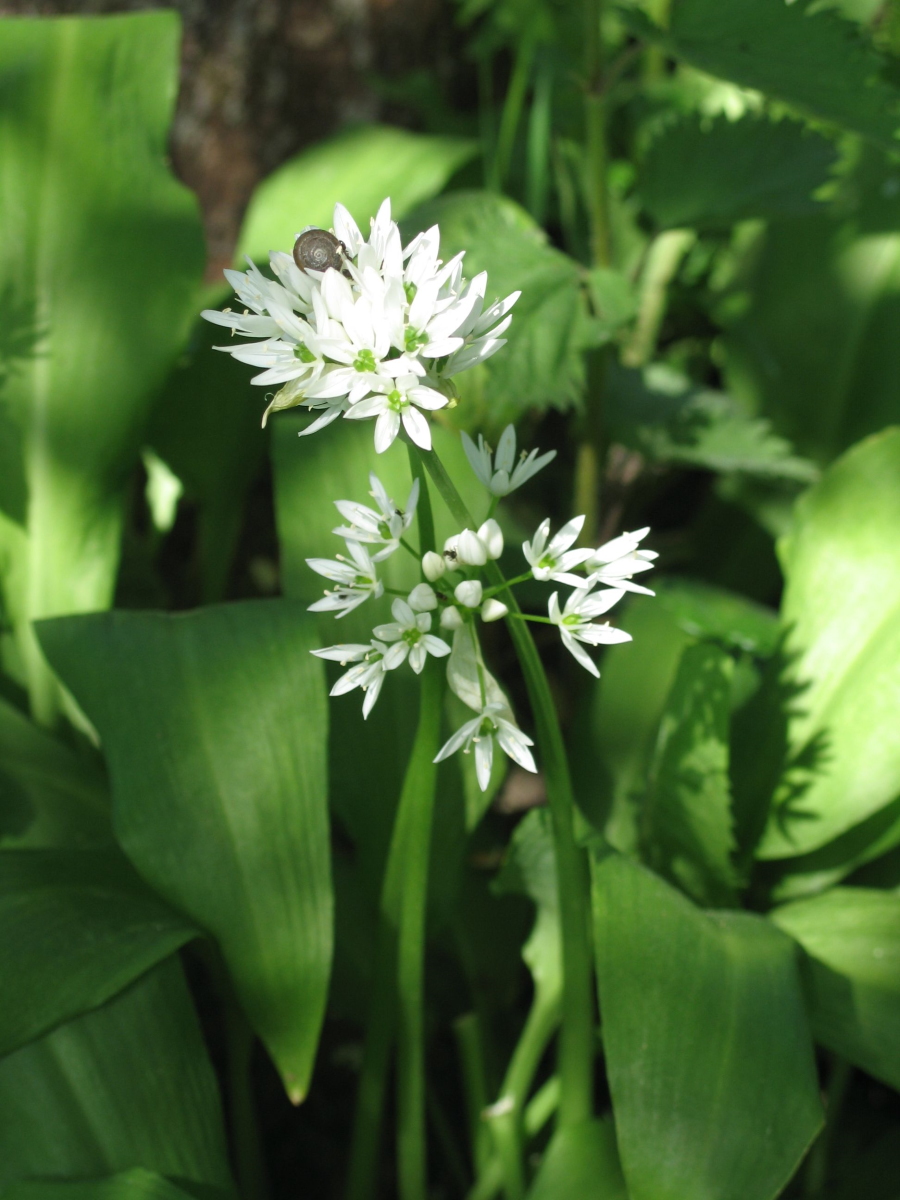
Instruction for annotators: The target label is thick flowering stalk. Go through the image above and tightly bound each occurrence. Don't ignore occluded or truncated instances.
[207,197,656,1197]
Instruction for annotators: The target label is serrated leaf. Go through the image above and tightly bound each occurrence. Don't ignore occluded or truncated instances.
[0,14,205,721]
[0,695,111,849]
[760,429,900,857]
[639,115,837,230]
[238,125,477,264]
[592,853,822,1200]
[0,959,231,1190]
[402,191,593,426]
[772,887,900,1089]
[0,849,196,1057]
[606,364,819,481]
[642,642,738,905]
[653,577,780,655]
[649,0,900,147]
[37,602,331,1103]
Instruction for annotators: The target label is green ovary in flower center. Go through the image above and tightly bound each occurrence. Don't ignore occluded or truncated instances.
[405,327,429,353]
[354,348,377,372]
[293,342,317,363]
[403,628,422,646]
[478,717,497,738]
[387,389,407,413]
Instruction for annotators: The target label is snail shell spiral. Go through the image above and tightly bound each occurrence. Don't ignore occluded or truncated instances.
[293,227,345,274]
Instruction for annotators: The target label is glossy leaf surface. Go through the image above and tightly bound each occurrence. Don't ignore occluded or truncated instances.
[0,14,205,720]
[238,125,476,264]
[772,887,900,1088]
[0,959,231,1190]
[760,429,900,856]
[0,849,195,1056]
[526,1120,627,1200]
[38,602,330,1102]
[592,853,822,1200]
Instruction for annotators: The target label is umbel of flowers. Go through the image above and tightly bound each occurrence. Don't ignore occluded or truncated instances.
[203,199,656,789]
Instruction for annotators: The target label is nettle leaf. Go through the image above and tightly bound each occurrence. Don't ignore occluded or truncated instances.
[0,959,231,1190]
[641,0,900,146]
[402,191,593,426]
[592,853,822,1200]
[38,602,331,1103]
[238,125,477,264]
[0,695,111,850]
[759,429,900,858]
[0,14,205,721]
[653,577,780,656]
[642,642,739,906]
[724,216,900,465]
[639,115,837,230]
[606,364,819,482]
[772,888,900,1089]
[0,849,196,1057]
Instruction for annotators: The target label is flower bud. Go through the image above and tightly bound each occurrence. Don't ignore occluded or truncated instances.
[455,580,483,608]
[408,582,437,612]
[456,529,488,567]
[440,605,464,630]
[443,534,460,564]
[477,518,504,560]
[422,551,446,581]
[481,598,508,622]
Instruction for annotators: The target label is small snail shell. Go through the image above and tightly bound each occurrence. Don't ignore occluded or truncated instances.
[293,227,345,274]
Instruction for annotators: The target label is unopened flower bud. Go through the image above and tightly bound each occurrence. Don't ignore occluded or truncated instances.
[408,582,437,611]
[457,529,488,567]
[443,534,460,564]
[481,598,508,622]
[440,605,464,630]
[455,580,483,608]
[422,551,446,581]
[477,518,504,560]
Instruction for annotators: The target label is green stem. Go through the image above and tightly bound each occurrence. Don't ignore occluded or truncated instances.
[621,229,695,368]
[345,452,440,1200]
[526,55,554,223]
[224,1002,269,1200]
[454,1013,492,1176]
[482,571,533,599]
[584,0,611,268]
[493,32,537,191]
[803,1056,852,1197]
[415,446,596,1130]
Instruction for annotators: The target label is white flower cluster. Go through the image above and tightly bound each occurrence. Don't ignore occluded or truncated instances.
[306,451,655,789]
[202,199,519,452]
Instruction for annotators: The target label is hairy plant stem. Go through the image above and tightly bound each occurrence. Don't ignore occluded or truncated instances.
[415,445,596,1136]
[345,453,441,1200]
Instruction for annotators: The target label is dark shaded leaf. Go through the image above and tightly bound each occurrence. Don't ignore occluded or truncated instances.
[640,115,836,230]
[0,1167,224,1200]
[0,849,195,1057]
[38,602,330,1103]
[0,959,231,1190]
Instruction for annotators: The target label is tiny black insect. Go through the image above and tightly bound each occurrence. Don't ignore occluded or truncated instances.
[293,227,347,274]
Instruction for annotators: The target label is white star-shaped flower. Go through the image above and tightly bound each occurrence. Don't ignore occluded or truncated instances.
[522,515,594,586]
[462,425,556,497]
[306,540,383,617]
[548,588,631,677]
[332,474,419,562]
[434,702,537,791]
[345,373,448,453]
[584,527,657,595]
[372,597,451,674]
[310,640,394,718]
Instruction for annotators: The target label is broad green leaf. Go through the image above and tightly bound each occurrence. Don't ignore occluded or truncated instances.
[760,429,900,857]
[653,577,780,656]
[772,887,900,1089]
[0,1168,221,1200]
[578,594,691,847]
[643,0,900,146]
[0,14,205,722]
[238,125,476,264]
[402,191,594,426]
[0,849,195,1056]
[606,364,818,481]
[0,959,231,1189]
[592,853,822,1200]
[0,694,111,849]
[642,642,738,905]
[724,218,900,465]
[37,601,330,1103]
[526,1120,628,1200]
[639,115,836,230]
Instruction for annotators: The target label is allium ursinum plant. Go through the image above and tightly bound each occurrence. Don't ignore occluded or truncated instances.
[206,199,656,1200]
